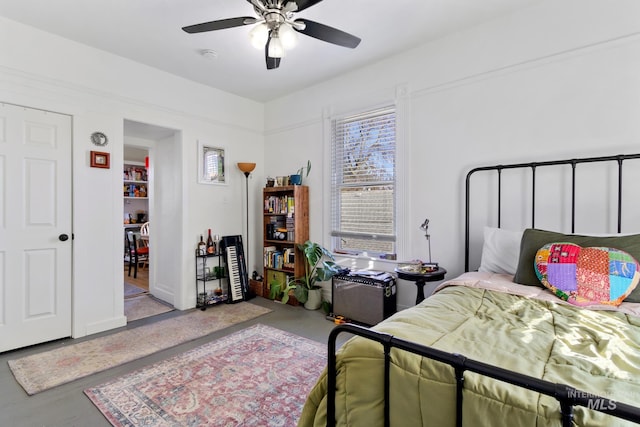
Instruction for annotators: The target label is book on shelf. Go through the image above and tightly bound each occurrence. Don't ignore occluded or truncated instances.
[264,245,296,270]
[263,246,277,268]
[283,247,295,269]
[286,216,295,241]
[287,196,294,215]
[264,195,295,215]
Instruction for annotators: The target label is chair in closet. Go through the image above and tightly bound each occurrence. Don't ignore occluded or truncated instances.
[125,231,149,279]
[140,222,150,236]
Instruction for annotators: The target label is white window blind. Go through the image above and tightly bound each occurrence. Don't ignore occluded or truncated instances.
[331,106,396,257]
[203,147,224,182]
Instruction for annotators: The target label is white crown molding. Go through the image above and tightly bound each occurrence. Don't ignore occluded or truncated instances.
[0,64,263,135]
[411,31,640,100]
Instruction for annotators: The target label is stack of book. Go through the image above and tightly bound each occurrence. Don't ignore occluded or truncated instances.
[286,216,295,241]
[264,195,295,214]
[264,246,296,270]
[263,246,280,268]
[283,247,295,269]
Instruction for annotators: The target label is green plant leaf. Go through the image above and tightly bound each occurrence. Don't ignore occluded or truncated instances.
[269,282,281,300]
[292,240,340,291]
[317,260,340,281]
[294,286,308,303]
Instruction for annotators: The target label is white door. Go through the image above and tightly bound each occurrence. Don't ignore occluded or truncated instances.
[0,103,72,352]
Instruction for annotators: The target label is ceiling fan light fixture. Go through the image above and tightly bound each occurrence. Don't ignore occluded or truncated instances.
[278,23,297,49]
[184,0,362,70]
[249,23,269,49]
[268,34,285,58]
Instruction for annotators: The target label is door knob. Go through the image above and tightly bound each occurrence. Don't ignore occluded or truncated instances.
[59,234,69,241]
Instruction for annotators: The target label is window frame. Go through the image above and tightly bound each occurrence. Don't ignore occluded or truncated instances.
[197,141,227,185]
[330,105,398,258]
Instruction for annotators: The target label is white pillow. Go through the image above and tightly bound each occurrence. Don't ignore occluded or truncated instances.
[478,227,523,275]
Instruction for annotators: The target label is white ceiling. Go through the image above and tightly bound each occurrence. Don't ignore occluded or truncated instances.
[0,0,540,102]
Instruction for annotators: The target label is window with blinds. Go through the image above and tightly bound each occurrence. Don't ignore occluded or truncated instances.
[331,106,396,257]
[203,147,224,182]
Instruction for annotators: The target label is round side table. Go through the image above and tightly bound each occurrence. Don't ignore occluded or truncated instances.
[394,266,447,305]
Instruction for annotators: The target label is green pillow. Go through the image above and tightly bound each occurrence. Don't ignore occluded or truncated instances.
[513,228,640,303]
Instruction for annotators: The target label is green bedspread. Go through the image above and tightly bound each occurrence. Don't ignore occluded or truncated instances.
[299,283,640,426]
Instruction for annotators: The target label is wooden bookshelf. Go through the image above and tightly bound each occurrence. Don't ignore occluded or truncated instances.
[262,185,309,303]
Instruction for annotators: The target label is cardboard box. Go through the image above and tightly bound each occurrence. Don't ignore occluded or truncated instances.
[249,279,265,297]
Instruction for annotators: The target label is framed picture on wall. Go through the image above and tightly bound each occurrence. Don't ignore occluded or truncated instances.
[90,151,110,169]
[198,141,226,185]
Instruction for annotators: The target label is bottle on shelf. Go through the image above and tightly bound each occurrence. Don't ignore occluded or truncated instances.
[206,229,216,254]
[197,235,206,255]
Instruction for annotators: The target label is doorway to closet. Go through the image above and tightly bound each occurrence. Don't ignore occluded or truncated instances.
[123,119,181,321]
[123,145,150,296]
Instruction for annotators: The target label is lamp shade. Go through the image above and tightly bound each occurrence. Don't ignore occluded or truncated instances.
[267,35,285,58]
[279,23,297,49]
[237,162,256,173]
[249,23,269,49]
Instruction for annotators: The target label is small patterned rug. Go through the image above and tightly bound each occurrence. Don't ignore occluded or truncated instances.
[124,294,174,322]
[124,283,147,298]
[8,303,272,395]
[85,324,326,427]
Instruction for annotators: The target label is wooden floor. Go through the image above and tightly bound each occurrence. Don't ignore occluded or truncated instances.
[123,262,149,291]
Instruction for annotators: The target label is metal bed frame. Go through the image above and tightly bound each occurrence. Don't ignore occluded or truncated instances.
[328,324,640,427]
[326,153,640,427]
[464,153,640,272]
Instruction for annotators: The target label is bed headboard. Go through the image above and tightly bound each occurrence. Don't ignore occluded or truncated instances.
[464,153,640,272]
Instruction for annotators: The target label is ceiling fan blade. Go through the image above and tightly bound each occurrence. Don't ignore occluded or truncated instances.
[182,17,256,34]
[265,38,281,70]
[266,55,280,70]
[288,0,325,12]
[294,19,361,49]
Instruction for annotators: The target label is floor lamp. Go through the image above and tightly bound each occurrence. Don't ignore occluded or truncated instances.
[237,162,256,277]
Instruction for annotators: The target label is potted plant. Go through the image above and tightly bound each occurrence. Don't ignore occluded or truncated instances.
[290,240,341,309]
[268,278,297,305]
[289,160,311,185]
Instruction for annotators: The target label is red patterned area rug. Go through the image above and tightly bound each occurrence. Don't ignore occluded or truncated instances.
[85,324,326,427]
[9,302,271,395]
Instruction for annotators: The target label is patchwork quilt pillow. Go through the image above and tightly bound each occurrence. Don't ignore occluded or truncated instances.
[535,243,640,306]
[513,229,640,303]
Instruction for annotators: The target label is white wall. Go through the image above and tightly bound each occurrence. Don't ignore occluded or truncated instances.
[2,0,640,333]
[264,0,640,309]
[0,16,264,337]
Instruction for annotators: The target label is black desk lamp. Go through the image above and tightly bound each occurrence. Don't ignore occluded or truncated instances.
[420,218,432,263]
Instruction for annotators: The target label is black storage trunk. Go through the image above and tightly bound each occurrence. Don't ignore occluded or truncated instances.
[332,272,396,326]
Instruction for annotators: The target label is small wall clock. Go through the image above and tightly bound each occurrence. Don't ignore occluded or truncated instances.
[90,131,109,147]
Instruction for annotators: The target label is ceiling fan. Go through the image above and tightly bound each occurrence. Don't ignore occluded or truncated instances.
[182,0,361,70]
